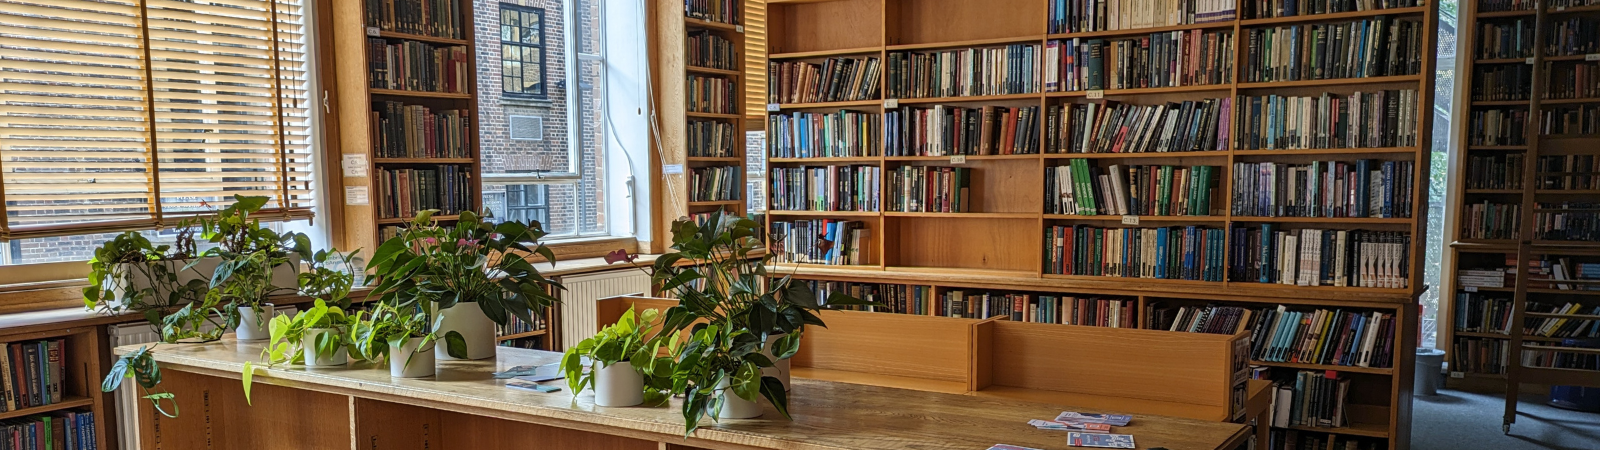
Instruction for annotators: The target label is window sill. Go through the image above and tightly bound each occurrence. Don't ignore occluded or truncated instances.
[499,95,553,107]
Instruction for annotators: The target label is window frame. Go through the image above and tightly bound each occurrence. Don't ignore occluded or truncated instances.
[499,3,550,99]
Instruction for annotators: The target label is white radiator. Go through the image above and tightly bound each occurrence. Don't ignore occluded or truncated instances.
[558,269,650,349]
[107,305,296,450]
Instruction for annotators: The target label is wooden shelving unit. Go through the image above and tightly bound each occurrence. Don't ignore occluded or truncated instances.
[334,0,484,257]
[652,0,748,242]
[0,326,111,446]
[1444,0,1600,435]
[758,1,1437,448]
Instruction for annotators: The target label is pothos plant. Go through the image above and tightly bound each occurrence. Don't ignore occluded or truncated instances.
[83,227,202,323]
[365,210,562,328]
[347,301,467,367]
[609,211,877,435]
[560,307,676,405]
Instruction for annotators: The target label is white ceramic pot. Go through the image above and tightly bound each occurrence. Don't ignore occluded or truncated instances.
[105,256,300,309]
[714,378,763,419]
[592,361,644,407]
[303,327,348,367]
[761,334,792,392]
[389,337,436,378]
[235,304,272,341]
[436,303,496,360]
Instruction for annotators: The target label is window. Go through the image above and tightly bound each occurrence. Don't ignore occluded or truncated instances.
[1423,1,1461,350]
[0,0,318,267]
[500,4,548,98]
[480,0,608,238]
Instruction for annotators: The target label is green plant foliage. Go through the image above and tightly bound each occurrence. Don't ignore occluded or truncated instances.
[365,210,563,327]
[347,301,466,368]
[560,307,675,405]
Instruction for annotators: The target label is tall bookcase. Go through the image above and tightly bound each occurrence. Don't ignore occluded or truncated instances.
[1445,0,1600,433]
[335,0,484,257]
[760,1,1438,448]
[653,0,749,240]
[0,326,110,447]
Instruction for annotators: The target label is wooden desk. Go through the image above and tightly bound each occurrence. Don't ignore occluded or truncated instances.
[121,341,1249,450]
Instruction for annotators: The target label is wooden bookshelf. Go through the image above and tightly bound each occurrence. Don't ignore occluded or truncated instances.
[0,326,112,446]
[335,0,483,260]
[756,1,1437,448]
[1444,0,1600,433]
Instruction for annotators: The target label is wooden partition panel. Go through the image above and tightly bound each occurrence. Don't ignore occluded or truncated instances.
[793,310,982,393]
[596,295,682,330]
[440,411,658,450]
[354,398,442,450]
[139,370,351,450]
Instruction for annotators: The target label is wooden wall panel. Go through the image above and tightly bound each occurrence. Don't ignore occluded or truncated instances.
[885,217,1039,272]
[987,321,1231,407]
[768,0,884,54]
[138,370,351,450]
[885,0,1042,45]
[439,411,659,450]
[794,310,975,383]
[353,398,442,450]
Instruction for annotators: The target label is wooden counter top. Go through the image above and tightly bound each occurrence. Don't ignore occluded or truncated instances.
[122,340,1248,450]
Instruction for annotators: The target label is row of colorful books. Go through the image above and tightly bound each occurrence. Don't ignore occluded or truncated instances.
[768,111,881,159]
[769,165,880,212]
[1243,0,1419,19]
[1045,98,1232,154]
[1535,205,1600,241]
[1047,161,1220,216]
[1465,153,1525,190]
[1043,225,1227,281]
[1472,64,1532,102]
[688,30,738,71]
[1230,160,1415,219]
[1234,90,1420,151]
[1227,227,1410,288]
[885,45,1042,99]
[0,411,97,450]
[372,102,470,159]
[375,166,473,220]
[1242,17,1424,83]
[1048,0,1234,34]
[886,166,971,213]
[686,75,737,115]
[1477,17,1533,60]
[1540,105,1599,136]
[769,57,881,104]
[1536,154,1600,190]
[1460,201,1520,240]
[770,220,870,266]
[687,119,738,158]
[689,166,741,202]
[366,39,469,93]
[1045,31,1234,92]
[885,105,1041,156]
[364,0,462,39]
[1,339,65,412]
[684,0,737,24]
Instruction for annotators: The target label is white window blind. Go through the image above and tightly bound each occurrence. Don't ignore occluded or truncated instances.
[0,0,315,241]
[744,0,765,123]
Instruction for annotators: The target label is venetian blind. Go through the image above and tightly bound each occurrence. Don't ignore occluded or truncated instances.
[0,0,315,241]
[743,0,765,126]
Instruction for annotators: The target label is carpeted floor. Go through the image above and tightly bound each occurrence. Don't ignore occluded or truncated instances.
[1412,388,1600,450]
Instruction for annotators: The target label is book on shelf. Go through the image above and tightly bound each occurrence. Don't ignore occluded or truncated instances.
[688,118,737,158]
[1469,108,1529,146]
[1043,225,1227,281]
[1525,302,1600,339]
[1048,0,1235,34]
[1534,203,1600,241]
[1461,201,1521,240]
[1243,16,1423,83]
[498,339,547,350]
[1023,296,1138,327]
[1047,160,1220,216]
[1456,268,1509,288]
[1265,370,1352,429]
[372,102,470,158]
[1549,17,1599,58]
[498,314,547,337]
[1539,104,1600,135]
[1473,65,1533,102]
[885,44,1042,99]
[1522,340,1600,372]
[769,110,882,158]
[367,39,469,93]
[1466,153,1525,190]
[805,281,933,315]
[1152,304,1255,334]
[2,338,65,412]
[1045,98,1233,154]
[935,290,1041,321]
[768,57,882,104]
[687,75,738,115]
[1267,429,1338,450]
[684,0,738,25]
[0,411,98,450]
[1453,337,1508,374]
[886,166,971,213]
[1044,30,1234,92]
[688,30,738,71]
[1242,0,1419,20]
[1477,17,1534,60]
[365,0,462,39]
[1537,154,1599,190]
[770,165,881,212]
[1455,292,1515,334]
[771,220,870,266]
[689,166,741,202]
[1163,304,1397,368]
[1230,160,1415,219]
[1228,226,1410,288]
[1523,257,1600,290]
[375,166,473,219]
[1477,0,1537,13]
[1235,89,1419,151]
[885,105,1042,156]
[1542,61,1598,100]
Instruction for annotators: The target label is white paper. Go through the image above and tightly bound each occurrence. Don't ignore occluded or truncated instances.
[342,153,368,177]
[663,164,685,175]
[345,186,369,205]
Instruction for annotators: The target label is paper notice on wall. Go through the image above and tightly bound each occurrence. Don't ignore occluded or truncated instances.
[664,164,685,175]
[345,186,369,205]
[342,153,368,177]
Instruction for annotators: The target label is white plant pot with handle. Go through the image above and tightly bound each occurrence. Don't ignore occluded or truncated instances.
[592,361,644,407]
[303,328,348,367]
[436,303,496,360]
[714,378,763,419]
[761,333,792,392]
[235,304,272,341]
[389,337,436,378]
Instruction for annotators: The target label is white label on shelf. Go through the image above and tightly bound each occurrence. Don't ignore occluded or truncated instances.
[664,164,685,175]
[1587,54,1600,62]
[1450,371,1465,379]
[1087,90,1105,99]
[1465,286,1479,293]
[1122,215,1139,225]
[950,155,966,164]
[366,26,380,37]
[767,103,781,112]
[736,25,744,33]
[1526,57,1535,65]
[1556,5,1567,11]
[342,153,367,177]
[884,99,899,109]
[344,186,369,205]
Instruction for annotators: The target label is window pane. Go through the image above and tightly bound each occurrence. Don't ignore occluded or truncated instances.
[576,0,601,55]
[1423,0,1460,350]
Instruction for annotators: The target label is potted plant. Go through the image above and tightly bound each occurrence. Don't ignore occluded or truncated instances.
[348,302,467,378]
[612,212,875,434]
[188,196,317,340]
[262,299,357,367]
[559,307,675,407]
[366,210,562,360]
[83,229,205,319]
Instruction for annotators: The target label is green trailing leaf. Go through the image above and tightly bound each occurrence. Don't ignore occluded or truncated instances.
[241,362,254,406]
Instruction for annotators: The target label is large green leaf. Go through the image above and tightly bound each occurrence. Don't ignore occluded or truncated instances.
[758,376,791,419]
